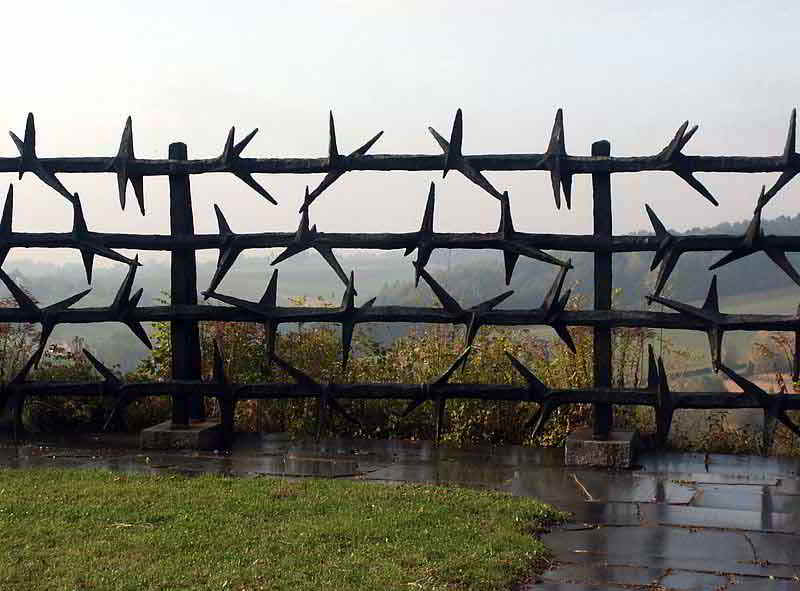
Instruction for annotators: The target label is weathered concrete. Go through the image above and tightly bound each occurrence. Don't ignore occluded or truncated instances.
[564,428,638,468]
[140,420,224,450]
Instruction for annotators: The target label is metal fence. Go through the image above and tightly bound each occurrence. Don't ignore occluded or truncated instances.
[1,109,799,451]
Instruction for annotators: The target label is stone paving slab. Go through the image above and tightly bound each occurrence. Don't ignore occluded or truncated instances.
[639,503,800,534]
[543,525,800,579]
[3,433,800,589]
[693,486,800,513]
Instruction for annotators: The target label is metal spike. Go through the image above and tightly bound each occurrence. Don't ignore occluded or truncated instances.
[502,251,519,286]
[444,109,463,178]
[315,246,351,290]
[214,204,233,236]
[675,169,718,206]
[433,348,472,386]
[213,340,227,385]
[538,109,572,210]
[550,163,562,210]
[428,110,504,200]
[339,271,357,311]
[645,204,669,240]
[9,113,36,179]
[232,128,258,158]
[10,350,40,385]
[655,356,674,447]
[542,263,570,319]
[504,351,549,398]
[473,290,514,314]
[706,326,723,372]
[658,121,690,162]
[553,323,576,353]
[764,249,800,287]
[498,191,513,237]
[703,275,719,313]
[647,345,658,390]
[784,108,797,164]
[81,251,95,284]
[434,396,446,444]
[464,313,481,350]
[764,170,799,205]
[0,185,13,266]
[412,263,462,315]
[206,205,242,295]
[260,269,279,308]
[652,248,681,298]
[0,268,39,313]
[300,115,383,211]
[233,171,277,205]
[528,400,557,439]
[111,116,145,213]
[124,321,152,350]
[9,113,75,202]
[546,109,565,155]
[648,277,722,324]
[328,111,339,161]
[83,349,120,386]
[272,210,350,290]
[428,126,449,152]
[112,258,138,311]
[216,126,276,204]
[1,185,13,234]
[420,182,436,235]
[270,354,320,390]
[717,363,790,453]
[655,121,718,206]
[405,183,436,279]
[503,241,572,271]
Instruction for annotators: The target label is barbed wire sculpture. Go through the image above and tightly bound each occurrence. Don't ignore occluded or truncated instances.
[1,108,799,453]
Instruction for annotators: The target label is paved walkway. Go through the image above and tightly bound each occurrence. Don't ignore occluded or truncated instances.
[2,433,799,589]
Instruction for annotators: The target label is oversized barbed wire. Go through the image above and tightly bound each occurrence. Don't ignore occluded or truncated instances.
[2,108,800,449]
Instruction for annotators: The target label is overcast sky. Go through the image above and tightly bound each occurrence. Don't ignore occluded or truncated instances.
[3,0,800,268]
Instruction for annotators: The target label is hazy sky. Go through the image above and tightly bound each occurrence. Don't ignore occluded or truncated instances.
[3,1,800,269]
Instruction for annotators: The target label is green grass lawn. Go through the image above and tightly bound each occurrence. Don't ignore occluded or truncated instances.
[0,468,563,591]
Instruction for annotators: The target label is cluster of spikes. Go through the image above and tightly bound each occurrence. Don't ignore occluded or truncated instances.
[505,343,800,453]
[403,183,571,287]
[0,185,139,283]
[205,185,359,296]
[646,273,800,380]
[205,181,572,299]
[3,332,798,451]
[427,108,576,209]
[646,186,800,298]
[16,109,800,217]
[0,258,151,368]
[414,262,576,355]
[204,258,577,372]
[203,269,373,370]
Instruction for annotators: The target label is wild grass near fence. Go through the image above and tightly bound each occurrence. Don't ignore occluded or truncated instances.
[0,468,564,591]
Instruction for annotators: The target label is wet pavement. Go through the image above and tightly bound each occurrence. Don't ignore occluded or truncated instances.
[1,432,799,589]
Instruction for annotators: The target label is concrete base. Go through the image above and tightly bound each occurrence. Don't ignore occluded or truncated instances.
[140,420,225,450]
[565,428,639,468]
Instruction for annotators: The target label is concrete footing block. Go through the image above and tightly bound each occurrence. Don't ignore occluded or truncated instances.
[140,420,225,450]
[565,427,639,468]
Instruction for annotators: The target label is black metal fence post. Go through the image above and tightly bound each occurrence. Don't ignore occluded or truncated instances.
[592,140,613,440]
[168,142,204,426]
